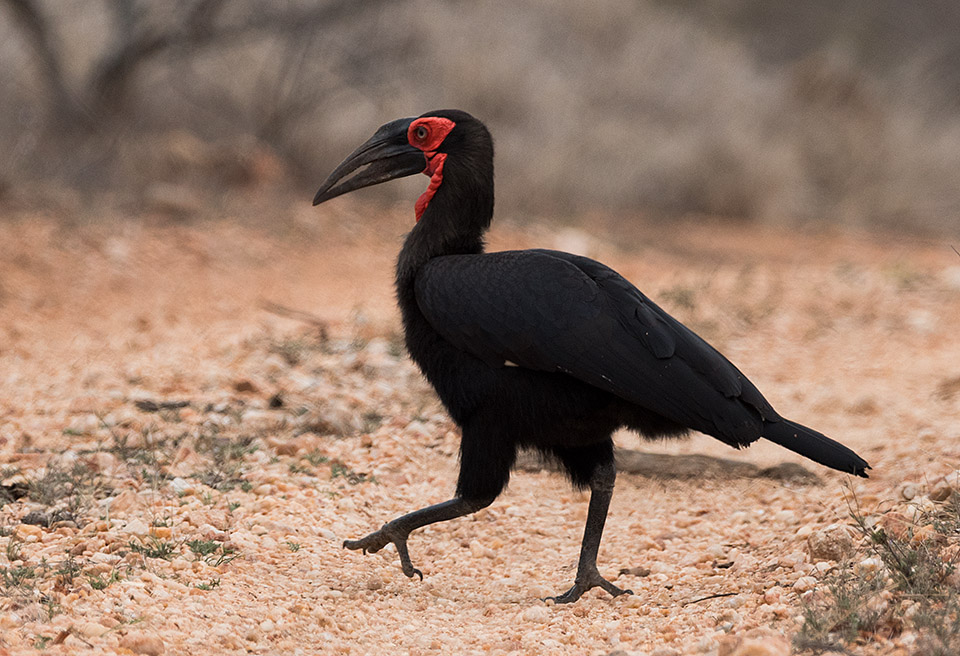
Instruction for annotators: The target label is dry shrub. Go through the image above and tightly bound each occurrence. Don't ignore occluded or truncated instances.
[2,0,960,232]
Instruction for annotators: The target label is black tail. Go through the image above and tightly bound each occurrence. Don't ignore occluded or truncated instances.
[763,419,870,477]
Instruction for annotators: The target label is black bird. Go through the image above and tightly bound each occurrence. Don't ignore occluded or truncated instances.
[313,109,869,603]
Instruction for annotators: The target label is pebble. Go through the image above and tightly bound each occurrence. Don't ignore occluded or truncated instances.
[945,469,960,488]
[319,528,336,540]
[124,518,150,536]
[90,551,121,565]
[878,512,913,539]
[794,524,815,538]
[0,612,20,629]
[469,540,495,559]
[904,499,934,522]
[521,606,549,623]
[806,524,855,562]
[109,489,142,513]
[85,451,118,473]
[267,436,299,456]
[14,523,43,540]
[242,409,283,432]
[119,630,165,655]
[720,609,740,625]
[77,621,111,638]
[725,637,789,656]
[763,585,783,604]
[705,543,726,559]
[930,482,953,502]
[170,477,190,495]
[260,536,278,551]
[150,526,172,539]
[651,648,680,656]
[793,576,817,592]
[773,510,797,524]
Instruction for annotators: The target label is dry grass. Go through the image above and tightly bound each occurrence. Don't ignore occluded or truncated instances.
[796,489,960,654]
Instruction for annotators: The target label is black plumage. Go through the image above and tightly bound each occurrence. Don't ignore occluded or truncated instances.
[313,109,869,602]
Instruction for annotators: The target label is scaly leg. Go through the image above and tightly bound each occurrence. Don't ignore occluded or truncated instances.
[343,496,495,579]
[546,460,632,603]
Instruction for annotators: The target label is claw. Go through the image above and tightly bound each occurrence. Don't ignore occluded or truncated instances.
[343,522,425,580]
[544,569,633,604]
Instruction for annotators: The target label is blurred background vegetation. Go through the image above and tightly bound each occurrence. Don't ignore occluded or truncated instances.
[2,0,960,233]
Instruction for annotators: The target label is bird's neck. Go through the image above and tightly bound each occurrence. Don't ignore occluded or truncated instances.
[392,149,494,369]
[396,223,486,283]
[395,163,494,285]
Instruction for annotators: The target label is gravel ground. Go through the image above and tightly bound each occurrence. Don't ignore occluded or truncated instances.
[1,204,958,655]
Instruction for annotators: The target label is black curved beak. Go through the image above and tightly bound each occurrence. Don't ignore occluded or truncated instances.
[313,117,425,206]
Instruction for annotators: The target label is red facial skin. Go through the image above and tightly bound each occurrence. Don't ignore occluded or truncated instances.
[407,117,456,222]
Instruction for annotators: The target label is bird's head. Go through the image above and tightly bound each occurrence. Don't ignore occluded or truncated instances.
[313,109,493,223]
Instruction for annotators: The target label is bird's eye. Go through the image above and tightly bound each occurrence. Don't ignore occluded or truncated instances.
[415,125,428,141]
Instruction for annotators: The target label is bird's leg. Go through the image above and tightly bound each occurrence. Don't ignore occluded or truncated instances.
[343,496,494,580]
[546,460,632,603]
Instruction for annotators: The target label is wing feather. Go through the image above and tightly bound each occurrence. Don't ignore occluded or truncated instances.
[415,249,778,446]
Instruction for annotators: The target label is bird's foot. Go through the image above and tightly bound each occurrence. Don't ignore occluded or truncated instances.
[343,522,423,580]
[544,569,633,604]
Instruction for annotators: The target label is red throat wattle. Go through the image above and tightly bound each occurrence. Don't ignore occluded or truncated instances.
[408,117,456,222]
[415,152,447,222]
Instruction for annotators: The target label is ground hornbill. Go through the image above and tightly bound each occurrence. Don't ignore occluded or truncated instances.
[312,109,870,603]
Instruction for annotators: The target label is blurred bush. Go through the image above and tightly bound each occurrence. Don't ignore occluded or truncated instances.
[1,0,959,233]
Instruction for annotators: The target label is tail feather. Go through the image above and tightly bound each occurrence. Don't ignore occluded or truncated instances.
[763,419,870,477]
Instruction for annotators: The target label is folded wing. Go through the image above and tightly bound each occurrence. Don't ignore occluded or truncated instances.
[415,249,779,447]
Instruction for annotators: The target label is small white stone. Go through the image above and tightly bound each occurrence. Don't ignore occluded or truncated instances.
[319,528,336,540]
[522,605,549,623]
[651,647,680,656]
[706,544,725,559]
[0,612,20,629]
[469,540,493,559]
[90,551,121,565]
[170,477,189,495]
[795,524,815,538]
[774,510,797,524]
[124,518,150,535]
[794,576,818,592]
[720,609,740,624]
[764,585,783,604]
[807,524,855,562]
[942,266,960,290]
[77,621,111,637]
[858,556,884,573]
[901,483,918,500]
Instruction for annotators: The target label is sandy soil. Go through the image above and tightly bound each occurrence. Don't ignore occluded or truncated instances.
[1,201,959,655]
